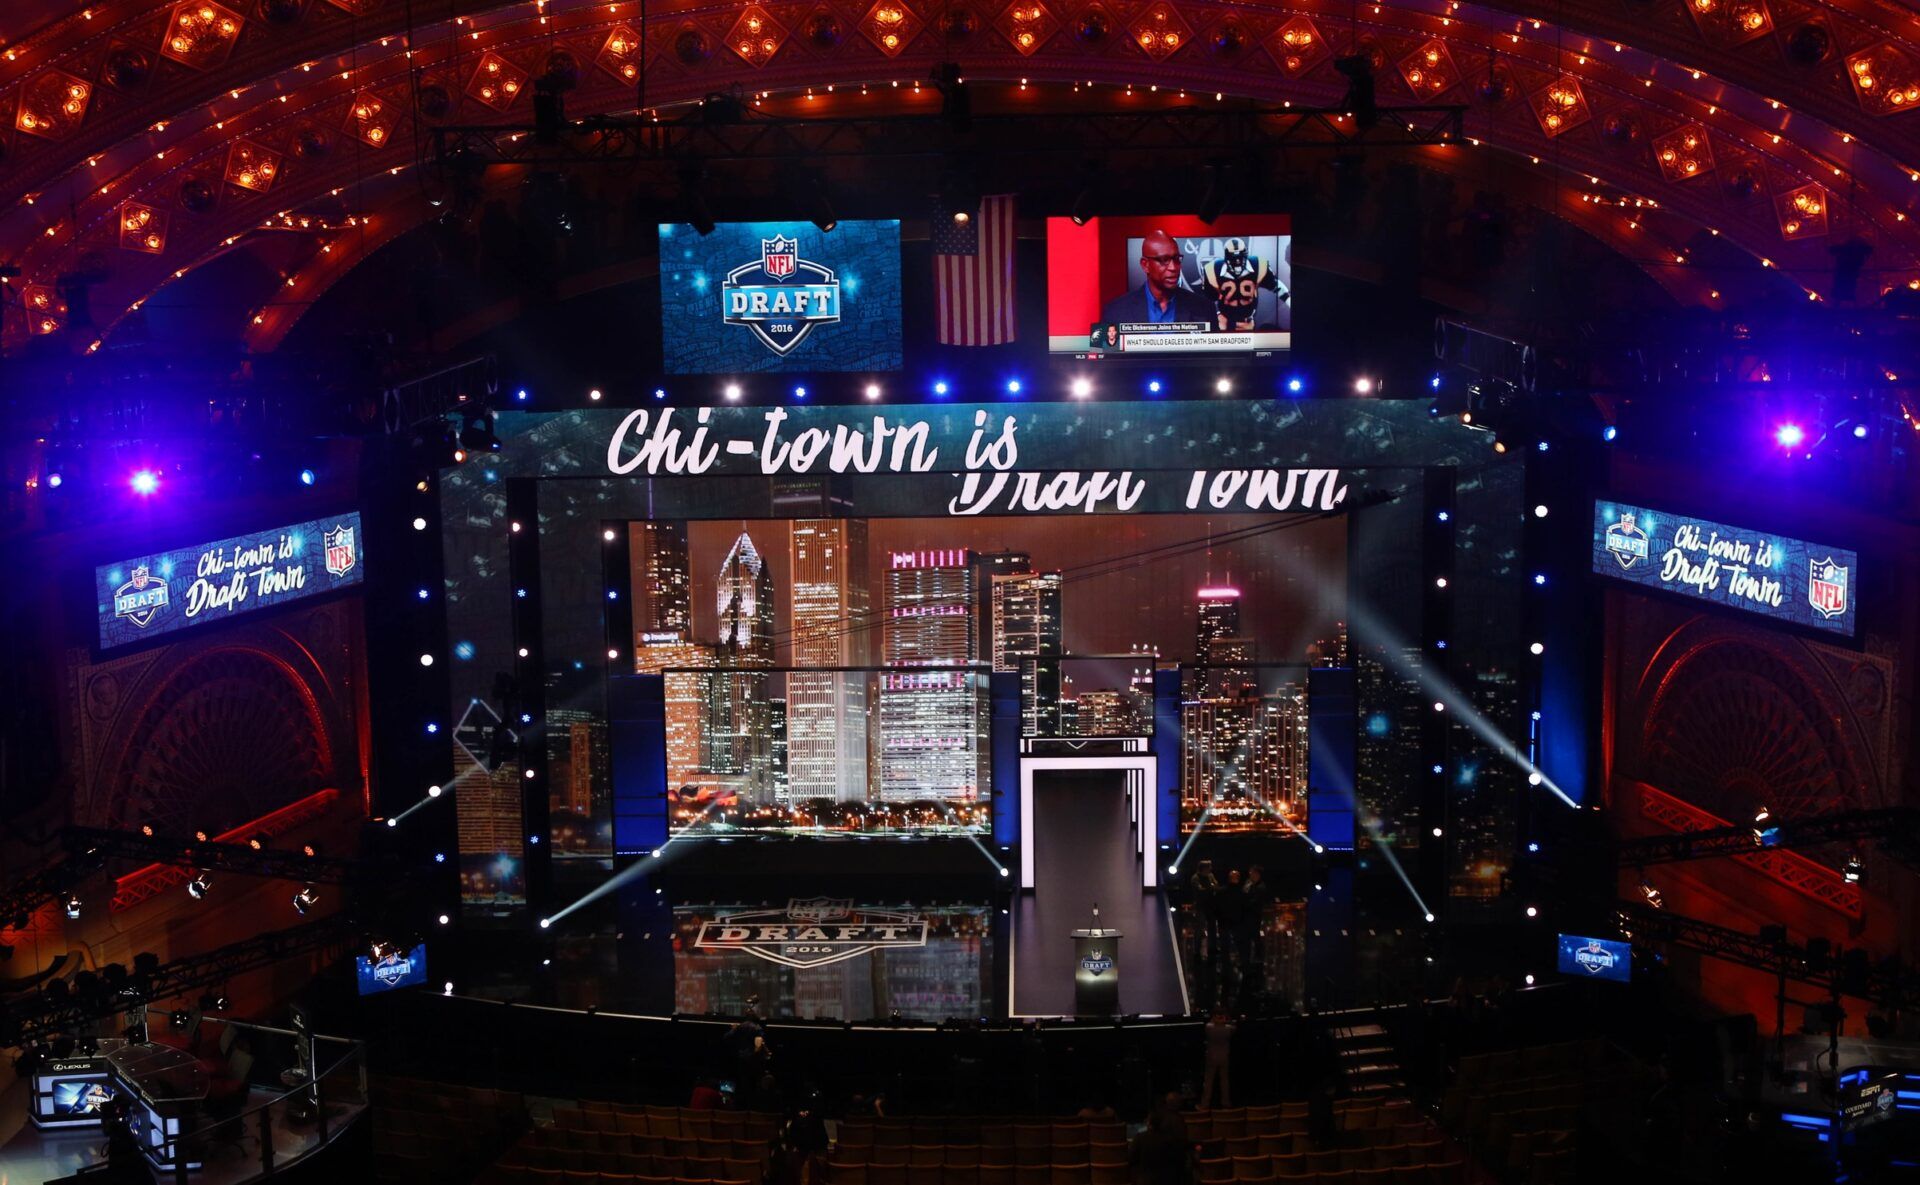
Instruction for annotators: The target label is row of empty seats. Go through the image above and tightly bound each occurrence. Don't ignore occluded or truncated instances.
[373,1075,532,1185]
[554,1101,781,1141]
[524,1125,775,1164]
[1197,1140,1459,1180]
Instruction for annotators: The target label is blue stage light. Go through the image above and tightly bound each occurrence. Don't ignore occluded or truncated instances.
[47,473,62,488]
[434,853,447,863]
[1286,376,1304,394]
[1775,422,1805,448]
[515,389,529,402]
[1603,425,1618,442]
[933,380,949,396]
[1533,573,1547,586]
[1147,380,1162,394]
[1853,423,1869,439]
[417,587,431,600]
[1006,379,1022,394]
[794,386,808,399]
[130,469,160,495]
[425,723,440,734]
[1430,374,1442,389]
[1436,510,1450,523]
[1536,441,1550,452]
[299,468,316,486]
[654,388,667,400]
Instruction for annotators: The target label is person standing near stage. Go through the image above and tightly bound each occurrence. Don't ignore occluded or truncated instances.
[1199,1009,1236,1110]
[1214,869,1249,978]
[1188,860,1222,964]
[1241,865,1273,992]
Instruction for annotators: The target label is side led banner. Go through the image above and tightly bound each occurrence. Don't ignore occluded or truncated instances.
[1591,500,1857,637]
[95,511,365,650]
[658,221,903,374]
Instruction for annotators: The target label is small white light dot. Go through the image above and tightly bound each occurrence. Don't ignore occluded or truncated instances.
[1524,974,1535,986]
[1528,772,1543,786]
[864,383,881,400]
[1530,642,1545,655]
[1525,905,1539,917]
[428,784,442,798]
[588,388,603,401]
[539,918,552,929]
[1435,577,1449,589]
[725,383,742,401]
[419,653,434,666]
[1534,504,1550,518]
[524,768,536,779]
[412,517,427,531]
[1071,378,1093,398]
[1214,378,1232,394]
[1433,701,1446,712]
[438,913,450,925]
[607,648,620,660]
[386,818,398,828]
[1424,912,1436,923]
[603,528,617,542]
[517,647,529,658]
[1431,826,1443,837]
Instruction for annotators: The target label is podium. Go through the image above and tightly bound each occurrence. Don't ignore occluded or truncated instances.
[1070,907,1122,1016]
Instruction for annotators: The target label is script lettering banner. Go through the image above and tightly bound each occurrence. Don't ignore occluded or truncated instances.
[1591,500,1857,637]
[94,511,365,650]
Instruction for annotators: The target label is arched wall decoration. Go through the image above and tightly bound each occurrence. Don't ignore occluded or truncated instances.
[1616,607,1894,917]
[73,603,366,837]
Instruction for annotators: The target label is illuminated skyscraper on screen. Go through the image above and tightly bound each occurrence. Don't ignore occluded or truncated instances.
[706,532,777,804]
[788,519,873,803]
[990,567,1063,737]
[880,550,987,802]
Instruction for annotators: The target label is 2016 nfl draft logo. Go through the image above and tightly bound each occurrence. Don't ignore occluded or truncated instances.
[372,950,415,987]
[1079,950,1114,977]
[721,236,841,356]
[1572,941,1617,975]
[113,564,170,629]
[694,897,927,969]
[1809,557,1849,619]
[323,524,357,578]
[1605,512,1648,569]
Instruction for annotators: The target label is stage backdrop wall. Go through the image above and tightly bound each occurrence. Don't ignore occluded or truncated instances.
[431,401,1528,919]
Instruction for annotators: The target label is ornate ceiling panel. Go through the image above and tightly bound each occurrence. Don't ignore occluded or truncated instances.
[2,0,1918,353]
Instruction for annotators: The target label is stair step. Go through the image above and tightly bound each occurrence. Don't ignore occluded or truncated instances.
[1339,1045,1395,1057]
[1341,1023,1388,1037]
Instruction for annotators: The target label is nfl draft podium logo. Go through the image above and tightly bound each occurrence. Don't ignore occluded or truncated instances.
[323,524,357,577]
[721,236,841,356]
[694,898,927,969]
[113,564,170,629]
[1605,512,1648,569]
[1809,557,1849,619]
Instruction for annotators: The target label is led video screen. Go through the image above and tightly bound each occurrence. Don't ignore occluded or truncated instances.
[355,943,428,995]
[50,1079,117,1116]
[1047,215,1292,360]
[613,514,1343,840]
[1556,934,1630,983]
[673,900,992,1021]
[658,221,903,374]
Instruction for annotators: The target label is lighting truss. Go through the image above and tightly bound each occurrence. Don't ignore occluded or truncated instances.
[432,104,1467,168]
[1615,808,1920,868]
[61,826,375,885]
[1614,901,1915,1011]
[0,853,105,933]
[0,915,360,1047]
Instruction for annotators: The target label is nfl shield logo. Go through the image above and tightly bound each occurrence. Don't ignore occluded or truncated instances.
[786,897,851,924]
[323,525,357,577]
[1808,557,1848,619]
[131,565,151,589]
[762,236,798,279]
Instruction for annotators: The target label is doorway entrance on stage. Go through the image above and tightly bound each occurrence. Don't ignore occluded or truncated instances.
[1011,756,1188,1018]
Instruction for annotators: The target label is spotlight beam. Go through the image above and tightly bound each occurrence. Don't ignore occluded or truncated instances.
[1168,806,1214,875]
[541,801,723,928]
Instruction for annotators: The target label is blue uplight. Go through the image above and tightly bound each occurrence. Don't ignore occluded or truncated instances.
[1775,422,1806,448]
[1853,423,1869,439]
[794,386,808,399]
[1533,573,1548,586]
[1603,425,1618,442]
[46,473,62,488]
[299,468,316,486]
[516,389,530,402]
[654,388,667,400]
[1286,376,1304,394]
[130,469,160,496]
[1430,374,1442,390]
[1006,379,1022,394]
[453,641,476,661]
[417,588,431,600]
[933,380,950,396]
[426,723,440,735]
[1147,380,1163,394]
[1436,510,1450,523]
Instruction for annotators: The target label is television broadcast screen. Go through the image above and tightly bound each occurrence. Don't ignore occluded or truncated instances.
[50,1079,116,1116]
[658,221,903,375]
[1556,934,1631,983]
[355,943,428,995]
[1047,215,1292,361]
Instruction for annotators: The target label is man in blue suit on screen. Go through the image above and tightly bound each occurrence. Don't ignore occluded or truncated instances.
[1100,230,1215,328]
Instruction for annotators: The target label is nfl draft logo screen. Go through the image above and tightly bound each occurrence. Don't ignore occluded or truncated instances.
[323,524,357,577]
[371,949,415,987]
[113,565,170,629]
[1604,512,1648,569]
[1572,941,1618,975]
[694,898,927,969]
[1809,557,1849,619]
[721,236,841,356]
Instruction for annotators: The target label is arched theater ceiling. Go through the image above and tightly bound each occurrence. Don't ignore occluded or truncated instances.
[4,0,1920,354]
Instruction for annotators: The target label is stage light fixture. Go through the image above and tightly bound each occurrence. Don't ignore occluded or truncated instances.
[1533,574,1547,585]
[804,172,838,233]
[417,588,430,600]
[933,380,950,395]
[999,867,1010,877]
[1436,510,1450,522]
[426,723,439,734]
[412,517,428,531]
[1524,974,1535,986]
[1533,504,1549,518]
[428,784,443,798]
[1334,53,1379,127]
[1214,378,1233,394]
[65,894,82,919]
[1424,912,1435,922]
[1431,827,1443,838]
[1843,854,1863,883]
[1353,377,1375,394]
[140,824,155,836]
[452,447,467,464]
[1852,423,1869,439]
[246,835,265,850]
[443,981,454,995]
[292,886,318,916]
[1527,772,1543,786]
[539,917,552,929]
[725,383,742,401]
[420,653,434,666]
[193,828,211,843]
[1070,183,1097,226]
[1537,441,1550,452]
[1774,422,1805,448]
[187,872,212,900]
[47,473,62,488]
[1434,577,1448,589]
[435,852,446,863]
[302,843,319,857]
[1639,881,1664,909]
[386,818,399,828]
[680,164,717,236]
[1525,905,1538,918]
[1148,380,1162,393]
[518,647,529,658]
[168,1010,189,1032]
[588,389,603,401]
[794,386,808,399]
[1432,701,1446,712]
[865,383,882,400]
[1286,376,1304,394]
[459,413,502,452]
[655,388,667,400]
[1071,377,1092,398]
[299,468,316,486]
[438,913,451,925]
[129,469,160,495]
[1492,439,1509,454]
[1603,425,1618,442]
[516,389,530,402]
[1006,379,1022,394]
